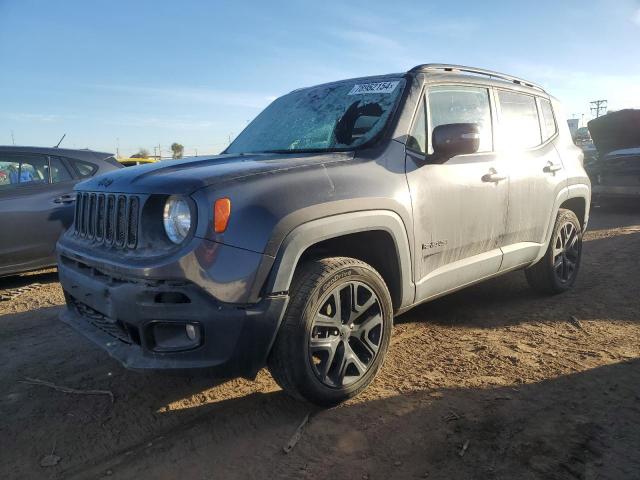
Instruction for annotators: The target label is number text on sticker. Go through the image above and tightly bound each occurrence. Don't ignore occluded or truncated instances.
[348,81,399,95]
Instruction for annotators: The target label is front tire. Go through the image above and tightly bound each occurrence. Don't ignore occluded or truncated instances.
[268,257,393,406]
[525,209,583,294]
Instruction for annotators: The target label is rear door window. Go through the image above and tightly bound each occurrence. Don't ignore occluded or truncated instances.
[428,86,493,153]
[497,91,542,149]
[0,155,49,190]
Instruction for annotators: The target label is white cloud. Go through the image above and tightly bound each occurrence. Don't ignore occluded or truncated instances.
[633,7,640,25]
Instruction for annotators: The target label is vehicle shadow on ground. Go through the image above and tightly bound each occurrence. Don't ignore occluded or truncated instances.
[55,359,640,479]
[397,227,640,329]
[272,358,640,480]
[0,268,59,290]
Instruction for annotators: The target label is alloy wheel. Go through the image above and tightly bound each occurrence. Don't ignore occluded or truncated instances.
[308,281,383,388]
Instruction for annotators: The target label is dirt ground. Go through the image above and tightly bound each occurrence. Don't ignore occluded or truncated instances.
[2,203,640,480]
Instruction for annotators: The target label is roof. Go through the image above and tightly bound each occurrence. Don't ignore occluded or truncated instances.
[0,145,113,161]
[409,63,546,93]
[285,64,548,100]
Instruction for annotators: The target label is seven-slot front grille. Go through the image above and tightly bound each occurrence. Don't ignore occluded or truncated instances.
[74,192,140,248]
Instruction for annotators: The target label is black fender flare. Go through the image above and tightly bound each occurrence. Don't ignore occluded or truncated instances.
[264,210,415,309]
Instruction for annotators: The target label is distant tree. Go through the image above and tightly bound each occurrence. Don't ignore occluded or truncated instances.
[171,143,184,159]
[131,148,149,158]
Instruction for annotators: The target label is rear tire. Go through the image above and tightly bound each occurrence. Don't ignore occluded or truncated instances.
[525,209,582,294]
[268,257,393,406]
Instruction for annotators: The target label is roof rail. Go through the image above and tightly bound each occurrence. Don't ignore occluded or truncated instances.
[409,64,546,92]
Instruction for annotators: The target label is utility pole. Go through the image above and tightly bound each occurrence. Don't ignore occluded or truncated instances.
[11,130,15,145]
[590,100,607,118]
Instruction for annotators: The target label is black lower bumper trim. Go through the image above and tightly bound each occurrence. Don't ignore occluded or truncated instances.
[58,260,289,378]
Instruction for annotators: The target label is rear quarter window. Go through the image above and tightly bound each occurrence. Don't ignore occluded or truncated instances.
[538,98,557,142]
[69,159,98,178]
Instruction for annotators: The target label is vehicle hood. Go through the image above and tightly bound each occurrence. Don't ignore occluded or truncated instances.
[76,152,354,194]
[587,109,640,156]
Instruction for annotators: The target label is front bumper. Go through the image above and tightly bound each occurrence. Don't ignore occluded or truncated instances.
[57,248,288,378]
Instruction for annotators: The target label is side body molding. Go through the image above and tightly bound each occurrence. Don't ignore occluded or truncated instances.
[265,210,415,309]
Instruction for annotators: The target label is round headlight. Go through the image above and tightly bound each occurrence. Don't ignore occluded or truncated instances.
[163,196,191,244]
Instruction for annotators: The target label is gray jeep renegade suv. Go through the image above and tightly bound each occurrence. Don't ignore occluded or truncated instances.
[57,64,590,405]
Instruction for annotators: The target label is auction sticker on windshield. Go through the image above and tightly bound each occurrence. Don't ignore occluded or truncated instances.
[348,81,399,95]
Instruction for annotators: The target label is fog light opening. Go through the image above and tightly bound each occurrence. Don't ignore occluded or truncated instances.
[148,322,202,352]
[186,324,197,341]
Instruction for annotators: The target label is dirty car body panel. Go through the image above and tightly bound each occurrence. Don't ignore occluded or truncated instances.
[57,66,590,379]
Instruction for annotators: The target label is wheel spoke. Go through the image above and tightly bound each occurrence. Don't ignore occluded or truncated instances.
[335,346,349,385]
[553,254,563,271]
[345,342,368,375]
[354,312,382,336]
[331,289,343,324]
[564,223,573,246]
[310,337,339,380]
[553,236,563,257]
[315,311,341,328]
[355,333,379,358]
[358,311,383,332]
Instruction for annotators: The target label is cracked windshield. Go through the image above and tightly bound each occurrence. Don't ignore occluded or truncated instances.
[226,78,406,153]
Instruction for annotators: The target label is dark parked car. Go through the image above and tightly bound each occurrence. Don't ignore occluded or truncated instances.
[57,65,590,405]
[587,109,640,201]
[0,146,121,277]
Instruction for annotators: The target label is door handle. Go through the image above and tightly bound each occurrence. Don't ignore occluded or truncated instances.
[543,162,563,173]
[54,194,76,204]
[481,168,507,183]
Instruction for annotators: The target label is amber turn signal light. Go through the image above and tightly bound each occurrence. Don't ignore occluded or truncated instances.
[214,198,231,233]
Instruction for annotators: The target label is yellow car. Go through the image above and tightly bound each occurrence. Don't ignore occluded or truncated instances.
[118,157,159,167]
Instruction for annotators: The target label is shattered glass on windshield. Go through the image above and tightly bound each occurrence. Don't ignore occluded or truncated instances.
[226,77,406,154]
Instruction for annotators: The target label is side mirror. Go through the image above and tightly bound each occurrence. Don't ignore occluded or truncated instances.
[431,123,481,162]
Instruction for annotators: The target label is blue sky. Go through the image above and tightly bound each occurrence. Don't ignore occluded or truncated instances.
[1,0,639,157]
